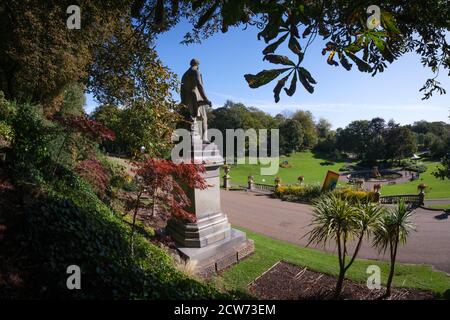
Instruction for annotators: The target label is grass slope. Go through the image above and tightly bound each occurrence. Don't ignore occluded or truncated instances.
[216,228,450,298]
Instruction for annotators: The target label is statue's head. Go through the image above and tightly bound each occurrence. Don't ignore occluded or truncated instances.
[190,58,200,67]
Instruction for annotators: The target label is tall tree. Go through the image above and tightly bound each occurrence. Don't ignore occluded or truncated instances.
[316,118,332,139]
[383,125,417,162]
[291,110,318,149]
[279,118,303,155]
[336,120,371,159]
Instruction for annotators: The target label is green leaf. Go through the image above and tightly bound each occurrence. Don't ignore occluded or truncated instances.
[339,52,352,71]
[195,1,220,29]
[273,74,290,103]
[263,54,296,66]
[244,68,291,89]
[221,0,247,25]
[284,71,297,97]
[262,33,289,55]
[288,36,302,56]
[154,0,165,25]
[298,67,317,84]
[192,0,206,10]
[370,34,386,52]
[346,52,372,72]
[381,11,401,35]
[298,70,314,94]
[170,0,179,16]
[257,10,284,43]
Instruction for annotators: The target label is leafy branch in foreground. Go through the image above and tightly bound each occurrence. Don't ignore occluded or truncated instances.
[174,1,449,102]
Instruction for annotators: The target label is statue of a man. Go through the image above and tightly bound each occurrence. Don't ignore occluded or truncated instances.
[180,58,211,143]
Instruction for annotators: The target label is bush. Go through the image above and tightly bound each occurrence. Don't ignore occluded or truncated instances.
[403,163,427,173]
[75,158,110,199]
[0,121,13,147]
[332,187,377,203]
[339,164,354,172]
[1,170,227,299]
[274,184,322,203]
[9,103,54,183]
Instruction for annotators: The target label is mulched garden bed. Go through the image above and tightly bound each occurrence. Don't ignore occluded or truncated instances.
[248,261,435,300]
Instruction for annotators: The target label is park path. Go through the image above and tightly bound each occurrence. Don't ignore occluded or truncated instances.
[221,190,450,274]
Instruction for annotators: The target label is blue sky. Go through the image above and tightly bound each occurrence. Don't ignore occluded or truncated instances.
[86,20,449,129]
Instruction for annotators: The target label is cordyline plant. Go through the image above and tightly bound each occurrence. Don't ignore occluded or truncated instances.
[373,201,415,298]
[306,194,383,298]
[128,158,207,255]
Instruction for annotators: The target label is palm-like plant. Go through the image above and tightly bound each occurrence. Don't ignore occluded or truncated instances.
[307,194,383,297]
[373,201,415,297]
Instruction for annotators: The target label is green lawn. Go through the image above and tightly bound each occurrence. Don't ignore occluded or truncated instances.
[428,204,450,210]
[215,228,450,298]
[382,161,450,199]
[224,152,450,199]
[225,151,350,186]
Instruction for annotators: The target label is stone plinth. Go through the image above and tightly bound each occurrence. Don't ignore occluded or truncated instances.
[167,121,254,277]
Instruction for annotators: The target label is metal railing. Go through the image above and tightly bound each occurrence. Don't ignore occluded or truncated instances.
[380,194,424,206]
[252,183,275,192]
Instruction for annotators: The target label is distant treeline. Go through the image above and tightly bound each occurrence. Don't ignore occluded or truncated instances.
[208,100,450,163]
[91,99,449,163]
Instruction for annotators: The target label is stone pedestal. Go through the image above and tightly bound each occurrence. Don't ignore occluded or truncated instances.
[167,121,254,277]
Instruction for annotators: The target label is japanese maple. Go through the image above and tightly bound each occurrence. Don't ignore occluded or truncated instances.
[128,158,206,254]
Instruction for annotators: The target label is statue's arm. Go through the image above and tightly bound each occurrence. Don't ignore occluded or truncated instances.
[195,71,210,104]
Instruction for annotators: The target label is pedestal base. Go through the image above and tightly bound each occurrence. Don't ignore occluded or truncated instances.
[175,229,254,278]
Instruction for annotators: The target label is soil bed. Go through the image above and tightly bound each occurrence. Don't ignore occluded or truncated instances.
[248,261,435,300]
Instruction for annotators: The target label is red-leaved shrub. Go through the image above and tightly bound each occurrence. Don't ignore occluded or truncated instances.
[75,158,110,198]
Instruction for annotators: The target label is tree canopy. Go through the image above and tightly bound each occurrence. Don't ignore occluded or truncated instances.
[2,0,449,109]
[144,0,450,102]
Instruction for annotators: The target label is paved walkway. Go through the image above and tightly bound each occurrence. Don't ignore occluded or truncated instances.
[221,190,450,273]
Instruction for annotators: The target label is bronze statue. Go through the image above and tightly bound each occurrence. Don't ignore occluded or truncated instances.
[180,58,211,143]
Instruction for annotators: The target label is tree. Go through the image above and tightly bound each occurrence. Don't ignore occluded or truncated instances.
[51,115,115,173]
[4,1,450,107]
[173,1,450,102]
[307,194,382,297]
[383,125,417,162]
[0,1,179,116]
[210,101,277,157]
[129,158,207,254]
[336,120,371,159]
[433,155,450,180]
[291,110,318,149]
[373,201,415,297]
[365,118,387,163]
[316,118,332,140]
[279,119,303,155]
[59,84,86,117]
[90,104,123,153]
